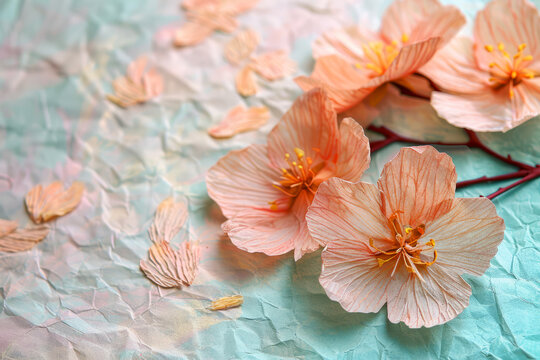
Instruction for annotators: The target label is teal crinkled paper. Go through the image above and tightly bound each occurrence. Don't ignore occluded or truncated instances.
[0,0,539,358]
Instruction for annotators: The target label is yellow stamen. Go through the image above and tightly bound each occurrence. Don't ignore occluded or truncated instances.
[518,43,527,51]
[485,44,494,52]
[401,33,409,43]
[498,42,504,51]
[509,88,514,99]
[294,147,304,159]
[511,71,517,79]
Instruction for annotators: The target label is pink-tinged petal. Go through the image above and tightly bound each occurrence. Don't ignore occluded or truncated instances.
[235,65,258,96]
[386,263,471,328]
[127,56,147,84]
[308,179,394,312]
[409,5,465,46]
[0,219,17,237]
[420,37,490,94]
[474,0,540,71]
[267,88,339,169]
[425,197,505,276]
[149,198,188,244]
[208,105,270,139]
[294,55,374,112]
[0,224,49,252]
[206,144,283,218]
[334,118,370,182]
[378,146,457,227]
[25,182,85,224]
[224,29,259,65]
[140,241,200,288]
[431,90,514,132]
[250,51,296,81]
[368,37,441,88]
[306,179,392,247]
[291,191,319,260]
[173,22,214,47]
[107,77,147,108]
[338,100,380,128]
[513,80,540,128]
[142,68,164,98]
[189,11,238,33]
[380,0,443,43]
[312,26,379,62]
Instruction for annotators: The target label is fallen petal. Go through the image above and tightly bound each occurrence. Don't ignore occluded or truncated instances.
[250,51,296,80]
[0,219,18,237]
[208,105,270,138]
[25,182,85,224]
[236,65,258,96]
[209,295,243,310]
[224,29,259,65]
[173,21,214,47]
[0,224,49,252]
[149,197,189,243]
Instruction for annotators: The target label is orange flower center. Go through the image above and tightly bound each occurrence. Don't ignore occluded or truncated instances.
[269,147,325,210]
[484,42,538,99]
[356,34,409,78]
[369,211,437,279]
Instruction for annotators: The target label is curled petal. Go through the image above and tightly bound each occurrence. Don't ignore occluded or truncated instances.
[25,182,85,224]
[334,118,370,182]
[208,105,270,138]
[378,146,457,227]
[224,29,259,65]
[0,224,49,253]
[250,51,296,80]
[0,219,18,237]
[173,21,214,47]
[140,241,200,288]
[236,65,258,96]
[149,198,188,244]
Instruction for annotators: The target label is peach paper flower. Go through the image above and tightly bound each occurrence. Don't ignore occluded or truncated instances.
[206,89,370,260]
[307,146,505,328]
[295,0,465,126]
[421,0,540,132]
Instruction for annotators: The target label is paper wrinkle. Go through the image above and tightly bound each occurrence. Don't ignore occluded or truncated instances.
[0,0,539,358]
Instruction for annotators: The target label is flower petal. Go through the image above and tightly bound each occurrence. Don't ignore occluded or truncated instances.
[420,37,489,94]
[206,144,283,218]
[127,56,147,84]
[474,0,540,71]
[0,224,49,253]
[142,68,164,98]
[386,263,471,328]
[378,146,456,227]
[295,55,374,112]
[425,197,504,276]
[408,5,465,46]
[266,88,339,169]
[430,90,514,132]
[173,21,214,47]
[312,26,379,63]
[25,182,85,224]
[338,100,380,128]
[236,65,258,96]
[513,80,540,128]
[334,118,370,182]
[208,105,270,139]
[149,198,188,244]
[250,51,296,81]
[224,29,259,65]
[306,178,392,247]
[0,219,18,237]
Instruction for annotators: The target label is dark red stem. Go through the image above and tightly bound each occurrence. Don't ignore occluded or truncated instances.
[367,125,539,199]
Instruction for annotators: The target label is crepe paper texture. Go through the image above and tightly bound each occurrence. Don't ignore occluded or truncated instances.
[208,105,270,138]
[0,0,539,359]
[421,0,540,132]
[307,146,505,328]
[209,295,244,311]
[206,89,371,261]
[25,181,85,224]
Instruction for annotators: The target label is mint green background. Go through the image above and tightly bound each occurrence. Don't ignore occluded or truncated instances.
[0,0,539,359]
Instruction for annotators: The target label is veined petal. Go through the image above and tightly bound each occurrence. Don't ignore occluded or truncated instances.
[0,224,49,253]
[267,88,339,169]
[206,144,283,218]
[386,263,471,328]
[420,37,490,94]
[224,29,259,65]
[173,21,214,47]
[378,146,456,227]
[250,51,296,81]
[409,5,465,46]
[306,179,392,247]
[513,80,540,129]
[425,197,504,276]
[0,219,18,237]
[236,65,258,96]
[208,105,270,139]
[431,90,514,132]
[25,182,85,224]
[474,0,540,71]
[313,26,379,63]
[334,118,370,182]
[149,198,188,244]
[291,190,319,261]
